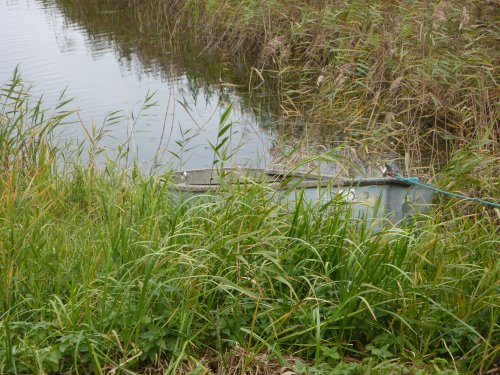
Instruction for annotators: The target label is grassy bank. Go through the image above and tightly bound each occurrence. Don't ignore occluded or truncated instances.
[1,75,499,373]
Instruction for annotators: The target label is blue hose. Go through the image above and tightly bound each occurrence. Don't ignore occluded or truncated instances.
[394,174,500,208]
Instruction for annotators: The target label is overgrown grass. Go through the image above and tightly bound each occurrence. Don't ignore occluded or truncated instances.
[1,73,498,373]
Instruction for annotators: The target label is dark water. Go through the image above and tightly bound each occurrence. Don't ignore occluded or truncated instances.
[0,0,275,169]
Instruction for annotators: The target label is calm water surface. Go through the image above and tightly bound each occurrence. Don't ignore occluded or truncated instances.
[0,0,273,169]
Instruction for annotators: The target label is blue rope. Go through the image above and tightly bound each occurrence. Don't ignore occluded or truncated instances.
[394,174,500,208]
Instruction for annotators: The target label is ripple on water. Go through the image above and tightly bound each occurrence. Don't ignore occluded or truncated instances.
[0,0,272,170]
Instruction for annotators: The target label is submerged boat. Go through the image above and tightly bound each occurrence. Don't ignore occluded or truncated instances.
[169,168,434,223]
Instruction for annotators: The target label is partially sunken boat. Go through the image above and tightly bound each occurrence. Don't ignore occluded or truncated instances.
[169,168,434,223]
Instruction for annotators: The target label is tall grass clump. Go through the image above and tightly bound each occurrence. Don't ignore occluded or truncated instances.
[0,74,498,373]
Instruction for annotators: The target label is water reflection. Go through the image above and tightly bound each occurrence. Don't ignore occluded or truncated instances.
[0,0,276,169]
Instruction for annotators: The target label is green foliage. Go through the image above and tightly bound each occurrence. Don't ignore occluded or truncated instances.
[0,75,498,374]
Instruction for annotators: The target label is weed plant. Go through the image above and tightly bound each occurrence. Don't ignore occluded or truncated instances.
[0,72,498,374]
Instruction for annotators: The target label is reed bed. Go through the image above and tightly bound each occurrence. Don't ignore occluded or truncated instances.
[0,72,498,373]
[118,0,499,171]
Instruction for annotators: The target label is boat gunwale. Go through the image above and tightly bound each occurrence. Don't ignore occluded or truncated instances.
[167,168,418,192]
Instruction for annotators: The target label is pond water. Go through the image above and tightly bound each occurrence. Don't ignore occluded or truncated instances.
[0,0,275,170]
